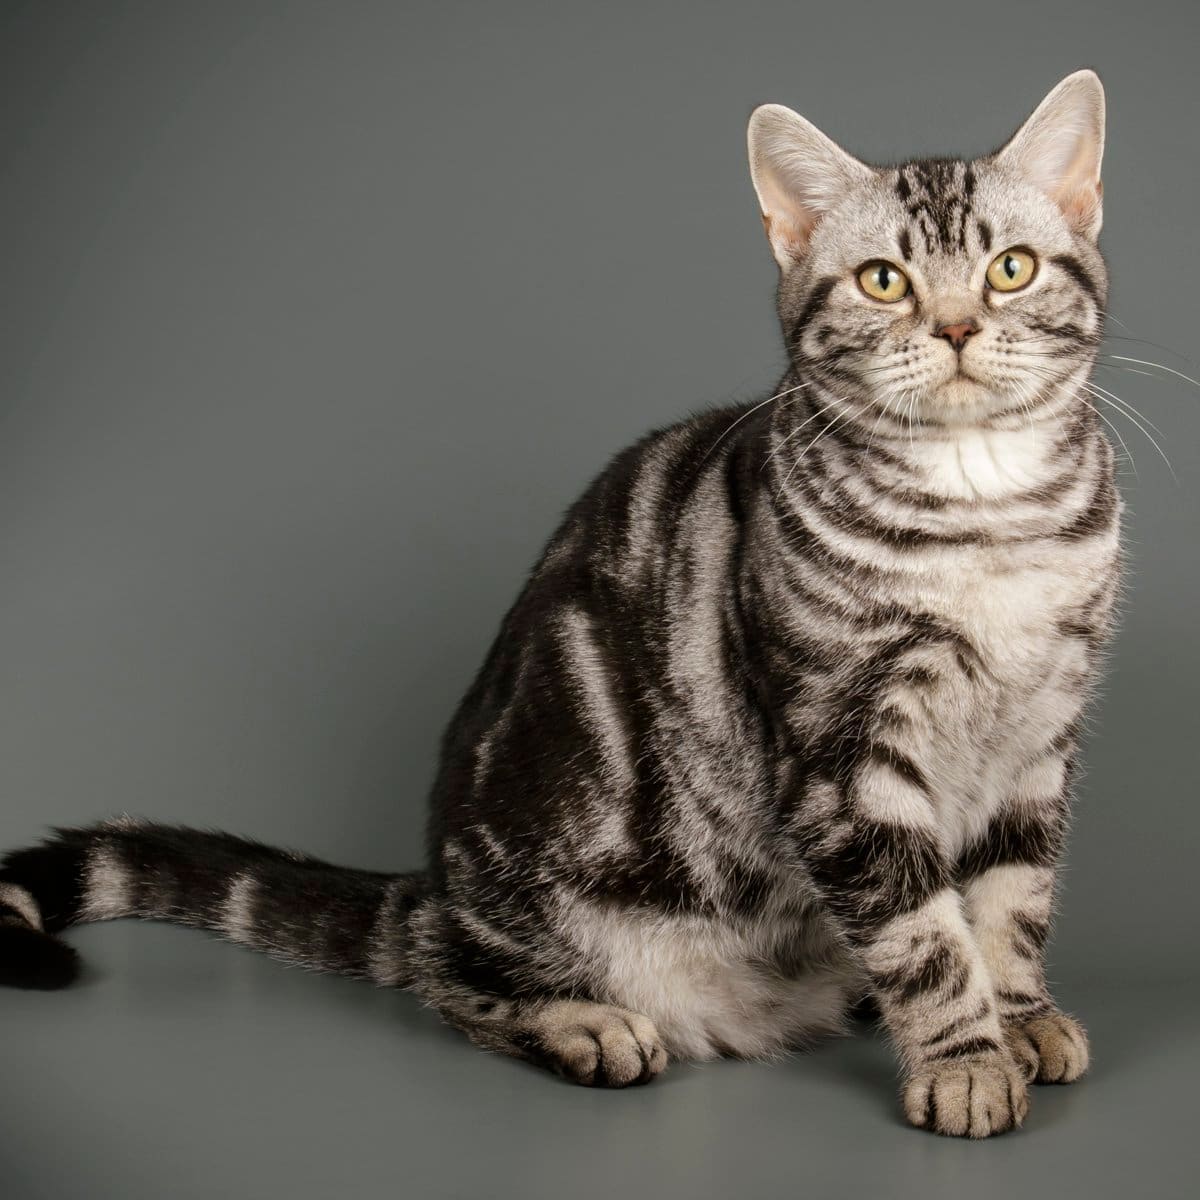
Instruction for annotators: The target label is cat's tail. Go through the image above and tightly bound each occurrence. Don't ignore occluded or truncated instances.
[0,818,426,990]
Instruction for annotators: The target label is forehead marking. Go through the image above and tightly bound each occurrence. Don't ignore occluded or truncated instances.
[895,159,977,255]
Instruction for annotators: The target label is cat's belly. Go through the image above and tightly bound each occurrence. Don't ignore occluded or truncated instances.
[556,887,861,1060]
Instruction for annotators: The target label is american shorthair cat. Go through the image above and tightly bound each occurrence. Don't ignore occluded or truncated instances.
[0,70,1117,1138]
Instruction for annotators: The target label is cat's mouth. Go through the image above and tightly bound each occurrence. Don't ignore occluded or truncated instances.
[926,368,1001,420]
[936,365,986,393]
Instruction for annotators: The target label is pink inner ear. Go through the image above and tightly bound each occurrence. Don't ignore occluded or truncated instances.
[764,210,815,264]
[1056,176,1103,237]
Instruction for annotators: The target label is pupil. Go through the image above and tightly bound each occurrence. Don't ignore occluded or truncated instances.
[1005,256,1017,278]
[879,265,890,289]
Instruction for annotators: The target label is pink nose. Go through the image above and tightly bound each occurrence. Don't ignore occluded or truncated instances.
[934,320,979,352]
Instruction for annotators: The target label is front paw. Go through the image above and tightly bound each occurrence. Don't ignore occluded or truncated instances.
[903,1052,1029,1138]
[1006,1012,1089,1084]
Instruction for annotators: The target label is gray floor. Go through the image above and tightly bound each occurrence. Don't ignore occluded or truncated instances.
[2,923,1195,1200]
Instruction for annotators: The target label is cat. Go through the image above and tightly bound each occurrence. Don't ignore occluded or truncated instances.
[0,69,1117,1139]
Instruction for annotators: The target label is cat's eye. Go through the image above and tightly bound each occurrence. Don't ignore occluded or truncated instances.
[857,261,911,303]
[986,248,1037,292]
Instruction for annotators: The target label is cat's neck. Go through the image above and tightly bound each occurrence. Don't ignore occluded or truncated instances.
[765,365,1100,505]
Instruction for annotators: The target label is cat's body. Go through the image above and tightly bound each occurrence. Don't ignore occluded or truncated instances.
[0,71,1118,1137]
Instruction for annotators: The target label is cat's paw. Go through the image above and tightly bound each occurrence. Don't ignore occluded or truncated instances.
[1006,1012,1089,1084]
[529,1000,668,1088]
[903,1052,1029,1138]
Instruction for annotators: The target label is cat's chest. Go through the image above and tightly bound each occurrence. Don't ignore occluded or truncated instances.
[892,538,1115,851]
[898,535,1112,667]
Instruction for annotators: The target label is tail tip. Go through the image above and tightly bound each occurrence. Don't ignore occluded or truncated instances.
[0,925,81,990]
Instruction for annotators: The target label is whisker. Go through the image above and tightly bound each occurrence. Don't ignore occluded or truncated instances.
[1084,390,1176,481]
[1085,402,1140,480]
[778,398,867,495]
[700,381,815,462]
[1103,365,1158,381]
[1080,380,1166,438]
[1011,362,1145,478]
[1099,311,1199,365]
[762,394,847,473]
[1106,355,1200,392]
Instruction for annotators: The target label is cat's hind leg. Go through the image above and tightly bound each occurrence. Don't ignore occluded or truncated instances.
[408,895,668,1087]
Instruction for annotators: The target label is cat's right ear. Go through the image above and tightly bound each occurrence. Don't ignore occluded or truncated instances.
[747,104,872,270]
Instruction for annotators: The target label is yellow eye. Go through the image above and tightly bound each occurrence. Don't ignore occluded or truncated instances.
[858,261,910,302]
[986,248,1037,292]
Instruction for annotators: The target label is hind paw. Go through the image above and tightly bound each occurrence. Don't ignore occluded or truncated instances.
[527,1001,668,1088]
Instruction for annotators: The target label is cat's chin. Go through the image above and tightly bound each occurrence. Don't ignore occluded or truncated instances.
[919,376,1003,424]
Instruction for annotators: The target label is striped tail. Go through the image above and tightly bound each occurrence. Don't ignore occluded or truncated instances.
[0,819,426,990]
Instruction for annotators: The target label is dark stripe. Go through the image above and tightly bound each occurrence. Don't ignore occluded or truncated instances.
[873,941,960,1003]
[0,833,90,931]
[787,275,839,347]
[1011,913,1049,959]
[928,1035,1001,1062]
[1029,319,1095,347]
[996,989,1053,1019]
[942,963,970,1002]
[921,1000,992,1047]
[785,449,995,550]
[957,808,1065,879]
[894,159,974,253]
[865,742,930,793]
[802,819,947,938]
[1057,474,1118,541]
[996,988,1047,1008]
[1050,254,1103,307]
[433,906,544,1000]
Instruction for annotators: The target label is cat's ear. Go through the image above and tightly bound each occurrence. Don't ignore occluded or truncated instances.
[996,69,1105,240]
[747,104,873,269]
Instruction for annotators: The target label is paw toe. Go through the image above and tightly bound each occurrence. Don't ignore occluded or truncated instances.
[904,1055,1027,1139]
[532,1002,667,1088]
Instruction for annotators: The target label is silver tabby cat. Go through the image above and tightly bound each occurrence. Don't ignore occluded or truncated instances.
[0,71,1117,1138]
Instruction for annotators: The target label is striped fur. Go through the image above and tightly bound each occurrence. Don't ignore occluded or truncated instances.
[1,72,1119,1137]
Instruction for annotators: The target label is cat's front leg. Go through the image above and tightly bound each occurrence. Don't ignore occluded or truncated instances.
[864,889,1028,1137]
[959,746,1090,1085]
[799,772,1026,1137]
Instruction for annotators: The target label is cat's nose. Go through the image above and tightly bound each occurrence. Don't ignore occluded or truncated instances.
[933,320,979,352]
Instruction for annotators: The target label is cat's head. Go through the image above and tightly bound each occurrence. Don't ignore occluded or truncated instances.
[747,71,1107,425]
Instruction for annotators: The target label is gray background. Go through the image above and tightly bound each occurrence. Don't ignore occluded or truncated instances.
[1,1,1197,1197]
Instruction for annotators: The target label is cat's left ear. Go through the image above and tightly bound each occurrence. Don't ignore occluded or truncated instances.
[996,69,1106,240]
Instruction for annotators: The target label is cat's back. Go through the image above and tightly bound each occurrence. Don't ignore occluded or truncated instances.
[538,398,764,593]
[429,396,768,827]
